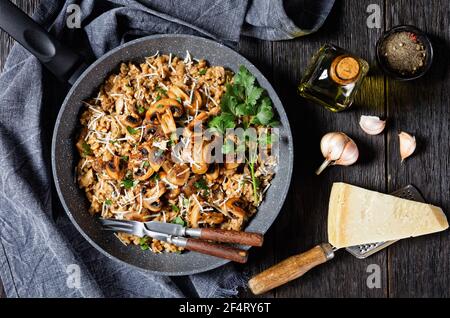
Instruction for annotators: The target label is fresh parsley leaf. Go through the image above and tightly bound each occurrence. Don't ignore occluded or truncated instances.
[121,177,134,189]
[171,204,180,212]
[208,113,235,134]
[222,139,235,154]
[176,97,182,104]
[155,94,162,102]
[156,104,164,109]
[251,97,274,125]
[151,173,160,181]
[194,179,208,191]
[172,216,185,226]
[81,142,92,156]
[199,69,207,75]
[143,161,150,168]
[127,126,138,135]
[121,155,129,162]
[104,199,112,205]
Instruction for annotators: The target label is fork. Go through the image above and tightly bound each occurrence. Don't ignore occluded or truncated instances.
[99,218,249,263]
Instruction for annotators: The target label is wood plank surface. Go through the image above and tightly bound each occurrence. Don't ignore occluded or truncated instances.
[269,0,387,297]
[0,0,448,298]
[385,0,450,297]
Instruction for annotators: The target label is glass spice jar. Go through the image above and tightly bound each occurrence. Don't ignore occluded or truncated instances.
[298,44,369,112]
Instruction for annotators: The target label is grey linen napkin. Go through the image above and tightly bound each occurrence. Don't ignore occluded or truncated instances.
[0,0,334,298]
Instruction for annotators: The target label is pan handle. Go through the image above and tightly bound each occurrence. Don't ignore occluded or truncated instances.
[248,243,335,295]
[0,0,86,84]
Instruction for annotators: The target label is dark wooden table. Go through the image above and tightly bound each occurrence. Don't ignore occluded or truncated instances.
[1,0,449,298]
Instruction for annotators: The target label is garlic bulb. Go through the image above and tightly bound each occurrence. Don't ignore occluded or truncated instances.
[359,115,386,135]
[399,131,416,162]
[316,132,359,175]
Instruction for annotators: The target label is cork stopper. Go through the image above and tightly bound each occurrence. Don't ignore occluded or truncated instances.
[330,55,360,85]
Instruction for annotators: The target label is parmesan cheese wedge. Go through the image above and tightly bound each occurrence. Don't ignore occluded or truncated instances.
[328,183,448,248]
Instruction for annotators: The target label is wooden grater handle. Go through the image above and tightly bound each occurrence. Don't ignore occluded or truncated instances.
[248,243,334,295]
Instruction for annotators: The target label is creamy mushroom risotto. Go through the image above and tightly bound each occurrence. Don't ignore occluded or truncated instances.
[76,51,278,253]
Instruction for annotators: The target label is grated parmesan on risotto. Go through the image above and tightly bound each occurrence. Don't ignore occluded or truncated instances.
[76,52,277,253]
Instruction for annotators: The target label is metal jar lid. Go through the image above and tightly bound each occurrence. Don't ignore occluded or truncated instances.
[330,55,360,85]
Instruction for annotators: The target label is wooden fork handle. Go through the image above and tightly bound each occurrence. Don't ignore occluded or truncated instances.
[198,228,264,246]
[248,243,334,295]
[185,238,248,263]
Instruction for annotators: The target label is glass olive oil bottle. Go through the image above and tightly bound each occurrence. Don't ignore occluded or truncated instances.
[298,44,369,112]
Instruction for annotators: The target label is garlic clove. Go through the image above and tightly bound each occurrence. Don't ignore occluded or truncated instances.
[334,138,359,165]
[316,132,359,175]
[359,115,386,135]
[399,131,416,162]
[320,132,348,160]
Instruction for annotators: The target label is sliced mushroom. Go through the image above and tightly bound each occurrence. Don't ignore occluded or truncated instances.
[185,90,204,115]
[165,187,181,200]
[161,160,173,174]
[121,113,142,128]
[225,198,246,219]
[224,162,240,170]
[188,202,201,228]
[142,183,166,209]
[168,85,190,101]
[205,163,219,181]
[191,162,208,174]
[148,146,165,172]
[147,199,163,212]
[166,163,191,186]
[133,166,154,181]
[187,111,209,131]
[181,174,201,197]
[202,212,224,225]
[105,156,125,180]
[145,98,182,121]
[158,109,177,135]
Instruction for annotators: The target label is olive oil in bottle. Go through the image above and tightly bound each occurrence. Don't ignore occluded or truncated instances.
[298,44,369,112]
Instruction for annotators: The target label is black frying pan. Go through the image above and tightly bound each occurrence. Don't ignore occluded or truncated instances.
[0,1,294,275]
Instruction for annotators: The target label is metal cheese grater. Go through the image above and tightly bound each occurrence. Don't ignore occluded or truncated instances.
[345,185,425,259]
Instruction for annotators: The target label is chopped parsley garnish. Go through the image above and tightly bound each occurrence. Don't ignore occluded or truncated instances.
[151,173,160,181]
[104,199,112,205]
[126,126,138,135]
[121,176,134,189]
[172,216,185,226]
[171,204,180,212]
[157,87,167,96]
[143,161,150,168]
[81,142,92,156]
[199,69,207,75]
[155,95,162,102]
[176,97,182,104]
[156,104,164,109]
[194,178,208,191]
[139,237,150,251]
[121,155,129,162]
[137,104,145,114]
